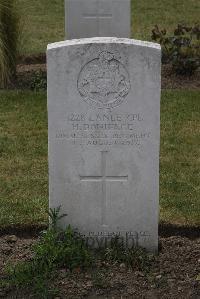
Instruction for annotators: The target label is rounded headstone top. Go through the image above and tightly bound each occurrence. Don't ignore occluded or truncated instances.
[47,37,161,51]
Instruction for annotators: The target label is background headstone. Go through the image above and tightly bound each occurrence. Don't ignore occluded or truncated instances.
[65,0,131,39]
[47,37,161,252]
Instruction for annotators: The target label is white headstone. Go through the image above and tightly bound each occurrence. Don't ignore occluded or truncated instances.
[65,0,130,39]
[47,37,161,253]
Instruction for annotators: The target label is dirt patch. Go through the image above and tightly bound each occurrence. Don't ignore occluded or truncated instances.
[17,63,46,73]
[4,63,46,90]
[18,53,46,65]
[161,64,200,90]
[0,235,199,298]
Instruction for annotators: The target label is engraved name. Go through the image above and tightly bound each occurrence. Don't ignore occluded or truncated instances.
[55,112,151,147]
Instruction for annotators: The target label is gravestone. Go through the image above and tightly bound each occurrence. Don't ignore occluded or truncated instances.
[47,37,161,253]
[65,0,130,39]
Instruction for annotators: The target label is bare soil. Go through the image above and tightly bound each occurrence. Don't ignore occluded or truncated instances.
[161,65,200,90]
[0,234,199,299]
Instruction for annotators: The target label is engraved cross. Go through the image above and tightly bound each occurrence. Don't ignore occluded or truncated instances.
[80,151,128,226]
[83,1,112,33]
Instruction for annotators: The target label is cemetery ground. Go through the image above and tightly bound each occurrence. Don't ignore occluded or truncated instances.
[0,1,199,297]
[0,88,199,298]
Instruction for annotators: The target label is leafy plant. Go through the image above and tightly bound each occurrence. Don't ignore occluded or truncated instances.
[7,259,59,299]
[152,24,200,75]
[0,0,22,88]
[30,70,47,91]
[7,207,91,298]
[48,205,67,230]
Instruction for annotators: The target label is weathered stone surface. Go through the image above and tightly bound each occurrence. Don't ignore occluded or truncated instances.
[65,0,130,39]
[47,37,161,252]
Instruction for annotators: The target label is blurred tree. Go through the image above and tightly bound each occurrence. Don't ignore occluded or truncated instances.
[0,0,21,87]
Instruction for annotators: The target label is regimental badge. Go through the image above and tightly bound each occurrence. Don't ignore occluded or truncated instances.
[77,51,130,109]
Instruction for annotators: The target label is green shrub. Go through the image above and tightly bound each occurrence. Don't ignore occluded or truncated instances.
[7,207,92,297]
[30,70,47,91]
[0,0,21,88]
[152,24,200,75]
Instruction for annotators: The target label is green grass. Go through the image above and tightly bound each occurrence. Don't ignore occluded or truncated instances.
[16,0,200,54]
[0,91,48,226]
[0,90,199,227]
[17,0,64,54]
[160,90,200,225]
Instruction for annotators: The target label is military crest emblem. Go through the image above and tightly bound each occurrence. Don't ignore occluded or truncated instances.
[77,51,130,109]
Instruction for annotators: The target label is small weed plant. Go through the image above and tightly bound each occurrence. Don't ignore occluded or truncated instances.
[102,236,154,273]
[30,70,47,91]
[152,23,200,75]
[13,69,47,90]
[7,206,92,297]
